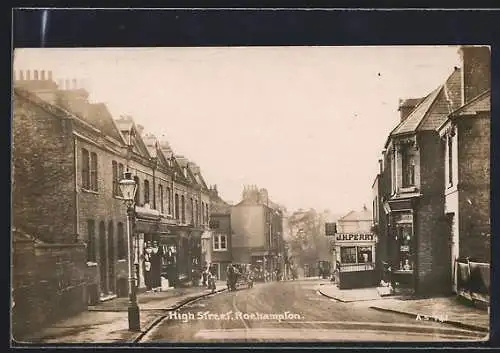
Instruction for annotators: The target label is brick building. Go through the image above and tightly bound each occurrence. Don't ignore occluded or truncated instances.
[207,185,233,280]
[230,185,285,275]
[12,70,213,337]
[373,45,491,296]
[437,46,490,293]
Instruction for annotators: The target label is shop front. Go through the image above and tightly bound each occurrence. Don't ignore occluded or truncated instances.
[334,233,378,289]
[385,199,417,294]
[134,207,184,290]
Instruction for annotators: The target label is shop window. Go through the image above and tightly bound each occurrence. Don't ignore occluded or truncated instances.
[396,223,413,271]
[358,246,373,263]
[340,246,357,264]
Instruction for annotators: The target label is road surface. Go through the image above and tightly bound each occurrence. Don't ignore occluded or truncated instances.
[140,279,487,343]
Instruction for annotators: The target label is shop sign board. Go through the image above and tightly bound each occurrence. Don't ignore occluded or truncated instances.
[335,233,374,242]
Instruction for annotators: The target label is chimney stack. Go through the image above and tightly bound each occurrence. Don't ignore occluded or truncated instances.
[48,71,53,81]
[459,45,491,105]
[378,159,383,174]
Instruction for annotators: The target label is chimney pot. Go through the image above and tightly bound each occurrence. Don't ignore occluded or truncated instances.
[65,79,70,90]
[48,71,53,81]
[19,70,24,80]
[41,70,46,80]
[73,79,77,89]
[34,70,39,80]
[26,70,31,80]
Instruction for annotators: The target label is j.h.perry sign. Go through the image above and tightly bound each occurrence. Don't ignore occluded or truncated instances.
[335,233,374,242]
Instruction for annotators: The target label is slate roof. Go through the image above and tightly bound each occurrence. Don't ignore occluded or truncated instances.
[13,87,69,119]
[454,90,491,116]
[86,103,125,143]
[390,68,462,136]
[210,195,232,215]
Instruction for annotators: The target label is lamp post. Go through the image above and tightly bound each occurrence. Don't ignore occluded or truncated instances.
[119,171,141,331]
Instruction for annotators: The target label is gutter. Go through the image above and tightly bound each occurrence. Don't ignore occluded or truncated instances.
[74,135,80,239]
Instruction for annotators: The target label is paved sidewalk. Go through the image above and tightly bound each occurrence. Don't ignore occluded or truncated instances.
[16,281,226,344]
[318,283,489,333]
[318,283,383,302]
[369,297,489,332]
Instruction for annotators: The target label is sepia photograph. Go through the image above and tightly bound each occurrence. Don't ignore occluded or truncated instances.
[11,44,490,344]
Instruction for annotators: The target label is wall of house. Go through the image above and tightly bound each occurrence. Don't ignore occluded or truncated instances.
[211,214,232,263]
[12,93,76,243]
[416,132,450,295]
[231,204,266,248]
[337,220,372,233]
[457,115,491,263]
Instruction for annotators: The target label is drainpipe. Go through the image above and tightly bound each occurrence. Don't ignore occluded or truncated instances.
[151,157,157,210]
[74,135,80,242]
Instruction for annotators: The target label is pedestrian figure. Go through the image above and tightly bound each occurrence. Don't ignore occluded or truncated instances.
[143,241,153,291]
[151,241,162,292]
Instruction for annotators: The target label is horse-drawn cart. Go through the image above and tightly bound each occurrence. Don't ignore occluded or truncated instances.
[227,263,254,291]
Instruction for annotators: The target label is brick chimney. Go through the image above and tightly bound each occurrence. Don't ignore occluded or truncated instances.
[397,97,423,122]
[14,69,59,104]
[459,45,491,105]
[56,78,90,118]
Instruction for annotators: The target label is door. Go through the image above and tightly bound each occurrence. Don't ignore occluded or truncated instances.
[99,221,108,295]
[108,222,116,294]
[448,213,458,293]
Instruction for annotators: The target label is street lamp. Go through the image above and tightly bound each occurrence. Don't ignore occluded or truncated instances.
[119,171,141,331]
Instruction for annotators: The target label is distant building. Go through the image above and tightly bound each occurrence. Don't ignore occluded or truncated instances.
[208,185,233,280]
[230,185,285,274]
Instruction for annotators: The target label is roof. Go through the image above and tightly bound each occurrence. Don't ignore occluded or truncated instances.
[399,97,424,109]
[453,90,491,116]
[390,68,462,137]
[338,207,372,222]
[13,87,69,119]
[86,103,125,143]
[210,195,232,215]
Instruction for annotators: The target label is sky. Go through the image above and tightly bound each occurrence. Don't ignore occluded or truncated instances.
[13,46,462,214]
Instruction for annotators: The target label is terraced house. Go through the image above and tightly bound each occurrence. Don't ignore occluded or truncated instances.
[12,70,212,338]
[372,45,490,297]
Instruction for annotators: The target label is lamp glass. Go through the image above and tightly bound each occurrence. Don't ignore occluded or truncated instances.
[119,173,137,202]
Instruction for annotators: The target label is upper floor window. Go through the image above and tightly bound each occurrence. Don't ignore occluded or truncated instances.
[167,187,171,215]
[112,161,123,196]
[159,184,164,213]
[213,234,227,251]
[391,148,396,194]
[82,149,90,189]
[82,149,98,191]
[118,163,124,196]
[190,198,194,224]
[181,195,186,223]
[90,152,98,191]
[144,180,150,205]
[195,200,199,226]
[201,202,205,224]
[134,176,140,205]
[209,219,220,229]
[206,203,209,225]
[401,146,415,188]
[448,135,453,185]
[174,194,179,220]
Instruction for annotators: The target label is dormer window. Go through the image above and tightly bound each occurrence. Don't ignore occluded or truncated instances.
[183,167,188,178]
